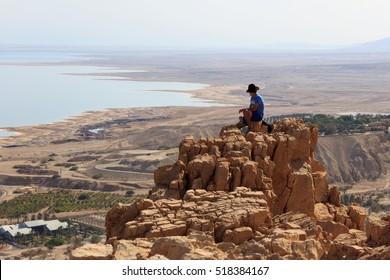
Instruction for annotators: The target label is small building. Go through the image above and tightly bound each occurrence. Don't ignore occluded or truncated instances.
[0,225,32,243]
[0,219,69,243]
[21,220,47,234]
[45,220,68,235]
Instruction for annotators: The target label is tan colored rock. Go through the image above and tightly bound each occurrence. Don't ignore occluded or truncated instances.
[257,156,275,178]
[272,237,292,256]
[187,154,216,189]
[289,239,324,260]
[328,186,341,206]
[149,254,170,260]
[187,218,213,232]
[282,222,302,230]
[228,240,269,260]
[285,171,315,217]
[149,237,193,260]
[222,227,253,245]
[241,161,258,190]
[348,204,367,230]
[114,240,152,260]
[313,172,328,203]
[325,233,366,260]
[359,246,390,260]
[366,215,390,246]
[70,244,113,260]
[160,222,187,237]
[273,228,307,241]
[314,203,334,221]
[304,239,325,260]
[214,160,230,191]
[106,203,141,239]
[247,208,272,230]
[230,166,242,190]
[318,220,349,239]
[154,160,186,187]
[122,221,153,238]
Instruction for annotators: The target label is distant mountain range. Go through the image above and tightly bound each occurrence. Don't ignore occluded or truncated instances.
[350,37,390,52]
[262,37,390,52]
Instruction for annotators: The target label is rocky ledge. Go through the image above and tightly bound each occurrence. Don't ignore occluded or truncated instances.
[71,118,390,260]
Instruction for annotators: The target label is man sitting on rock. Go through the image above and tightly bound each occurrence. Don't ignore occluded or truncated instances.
[236,83,273,133]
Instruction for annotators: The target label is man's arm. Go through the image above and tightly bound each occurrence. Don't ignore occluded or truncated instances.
[249,103,259,111]
[239,103,258,113]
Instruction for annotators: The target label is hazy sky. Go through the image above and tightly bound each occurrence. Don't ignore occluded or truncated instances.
[1,0,390,49]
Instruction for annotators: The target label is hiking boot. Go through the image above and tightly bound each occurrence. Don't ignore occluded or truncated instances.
[267,124,273,133]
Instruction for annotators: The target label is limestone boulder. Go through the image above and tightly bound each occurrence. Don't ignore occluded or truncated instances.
[325,233,367,260]
[284,171,315,217]
[222,227,253,245]
[317,220,349,239]
[313,172,328,203]
[366,215,390,246]
[154,160,186,187]
[187,153,216,189]
[328,186,341,206]
[114,239,153,260]
[348,204,367,230]
[149,237,194,260]
[213,160,230,191]
[70,244,113,260]
[314,203,334,221]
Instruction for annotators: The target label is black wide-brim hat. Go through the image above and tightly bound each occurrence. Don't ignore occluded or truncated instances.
[246,84,259,92]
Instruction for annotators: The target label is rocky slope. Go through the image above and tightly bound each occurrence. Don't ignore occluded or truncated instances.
[71,118,390,260]
[316,132,390,183]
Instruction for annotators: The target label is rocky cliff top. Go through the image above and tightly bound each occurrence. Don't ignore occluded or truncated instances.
[72,118,390,260]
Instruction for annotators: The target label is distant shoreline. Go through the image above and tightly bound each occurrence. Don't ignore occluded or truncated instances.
[0,61,224,132]
[2,49,390,138]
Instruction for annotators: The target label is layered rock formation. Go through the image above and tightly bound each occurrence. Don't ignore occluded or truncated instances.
[71,118,390,260]
[316,132,390,183]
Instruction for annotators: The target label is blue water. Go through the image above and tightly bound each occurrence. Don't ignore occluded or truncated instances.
[0,51,213,129]
[0,50,89,63]
[0,130,18,137]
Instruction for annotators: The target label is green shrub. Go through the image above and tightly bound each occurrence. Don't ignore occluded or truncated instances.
[125,190,135,197]
[45,237,65,249]
[78,193,90,201]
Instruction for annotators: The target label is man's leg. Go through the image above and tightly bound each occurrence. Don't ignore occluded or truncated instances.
[236,121,245,129]
[243,109,252,129]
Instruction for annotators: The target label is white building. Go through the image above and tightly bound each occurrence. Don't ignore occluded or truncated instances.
[0,219,68,243]
[0,225,32,242]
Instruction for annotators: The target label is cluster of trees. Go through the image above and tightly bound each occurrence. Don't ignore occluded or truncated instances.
[269,113,390,135]
[304,114,390,135]
[11,220,105,255]
[0,190,144,220]
[341,192,390,213]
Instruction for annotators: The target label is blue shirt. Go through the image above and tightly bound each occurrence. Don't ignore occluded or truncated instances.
[250,94,265,119]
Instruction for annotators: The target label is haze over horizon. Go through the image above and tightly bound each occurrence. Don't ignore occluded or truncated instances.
[1,0,390,50]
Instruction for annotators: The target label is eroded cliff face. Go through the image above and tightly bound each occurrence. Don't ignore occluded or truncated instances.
[71,118,390,260]
[316,132,390,183]
[152,118,326,218]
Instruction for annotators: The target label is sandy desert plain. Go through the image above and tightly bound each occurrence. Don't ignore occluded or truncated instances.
[0,50,390,259]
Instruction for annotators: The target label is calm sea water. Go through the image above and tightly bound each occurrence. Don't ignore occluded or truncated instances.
[0,51,212,134]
